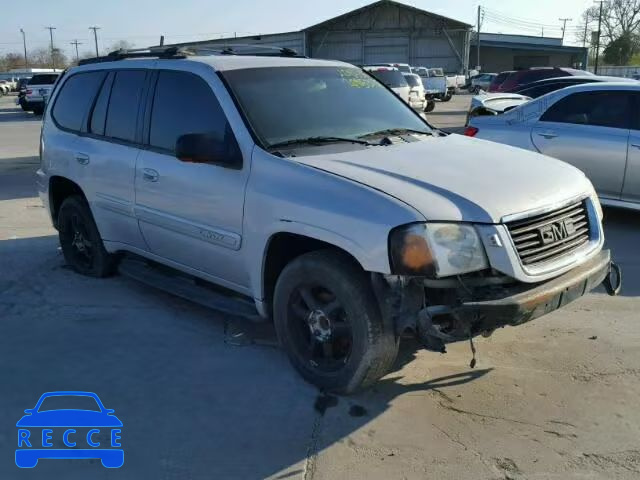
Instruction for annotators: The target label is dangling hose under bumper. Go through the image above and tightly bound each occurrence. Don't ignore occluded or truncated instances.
[603,261,622,296]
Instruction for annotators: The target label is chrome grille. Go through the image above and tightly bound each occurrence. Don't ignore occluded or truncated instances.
[506,201,591,267]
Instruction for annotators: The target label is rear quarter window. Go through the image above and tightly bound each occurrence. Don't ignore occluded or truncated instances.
[52,71,106,132]
[28,74,60,85]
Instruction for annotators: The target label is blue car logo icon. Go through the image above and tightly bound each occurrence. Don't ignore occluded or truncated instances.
[16,391,123,468]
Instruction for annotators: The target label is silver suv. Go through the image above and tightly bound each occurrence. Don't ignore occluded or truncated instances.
[37,48,620,393]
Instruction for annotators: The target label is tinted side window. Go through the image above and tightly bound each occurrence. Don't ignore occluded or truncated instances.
[540,91,631,129]
[149,71,232,153]
[89,72,114,136]
[104,70,147,142]
[52,72,106,132]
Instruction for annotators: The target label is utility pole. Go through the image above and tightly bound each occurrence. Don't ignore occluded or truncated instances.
[583,15,590,47]
[89,26,100,56]
[19,28,27,69]
[476,5,481,70]
[594,1,604,74]
[559,18,572,44]
[45,26,56,69]
[70,40,83,63]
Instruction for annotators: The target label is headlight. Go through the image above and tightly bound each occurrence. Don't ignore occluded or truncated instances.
[389,223,489,277]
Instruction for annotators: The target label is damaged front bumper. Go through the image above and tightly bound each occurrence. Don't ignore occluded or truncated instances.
[418,250,619,350]
[374,250,621,353]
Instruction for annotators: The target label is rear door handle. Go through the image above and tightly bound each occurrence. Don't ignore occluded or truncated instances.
[75,153,90,165]
[142,168,159,182]
[538,132,558,139]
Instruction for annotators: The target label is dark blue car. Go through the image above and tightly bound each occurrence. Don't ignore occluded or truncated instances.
[16,391,123,468]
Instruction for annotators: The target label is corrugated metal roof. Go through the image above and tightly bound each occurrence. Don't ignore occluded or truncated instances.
[304,0,472,31]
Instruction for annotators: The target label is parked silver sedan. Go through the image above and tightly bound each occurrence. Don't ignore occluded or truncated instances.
[467,83,640,210]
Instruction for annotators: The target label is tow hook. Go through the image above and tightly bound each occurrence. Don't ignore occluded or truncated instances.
[603,262,622,296]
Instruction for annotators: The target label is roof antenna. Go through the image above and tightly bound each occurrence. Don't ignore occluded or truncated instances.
[159,35,165,47]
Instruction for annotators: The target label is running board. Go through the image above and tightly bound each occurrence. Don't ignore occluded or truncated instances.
[118,256,262,321]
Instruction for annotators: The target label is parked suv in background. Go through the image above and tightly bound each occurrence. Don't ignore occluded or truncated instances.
[23,73,61,115]
[38,49,619,393]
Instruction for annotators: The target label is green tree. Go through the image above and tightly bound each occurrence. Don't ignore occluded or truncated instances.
[582,0,640,65]
[603,33,639,64]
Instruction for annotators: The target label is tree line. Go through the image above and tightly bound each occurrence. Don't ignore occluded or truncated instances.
[0,40,135,71]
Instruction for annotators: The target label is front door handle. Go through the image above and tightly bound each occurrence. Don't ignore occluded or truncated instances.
[142,168,159,182]
[631,143,640,149]
[538,132,558,139]
[75,153,90,165]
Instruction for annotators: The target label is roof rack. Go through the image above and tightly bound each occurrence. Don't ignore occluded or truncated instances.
[78,46,191,66]
[186,44,305,58]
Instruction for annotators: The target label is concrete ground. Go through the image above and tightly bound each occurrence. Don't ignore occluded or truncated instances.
[1,93,639,480]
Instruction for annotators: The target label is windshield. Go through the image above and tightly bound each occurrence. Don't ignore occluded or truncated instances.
[367,69,408,88]
[223,66,430,147]
[28,74,59,85]
[394,64,411,73]
[404,75,421,87]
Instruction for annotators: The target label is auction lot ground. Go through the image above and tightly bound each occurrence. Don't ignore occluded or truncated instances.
[1,93,639,479]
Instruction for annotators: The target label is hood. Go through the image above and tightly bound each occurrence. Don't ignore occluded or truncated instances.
[294,135,593,223]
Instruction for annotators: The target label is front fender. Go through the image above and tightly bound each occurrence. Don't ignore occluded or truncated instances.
[243,149,424,304]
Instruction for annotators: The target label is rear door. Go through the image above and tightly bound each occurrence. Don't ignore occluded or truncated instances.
[623,93,640,204]
[134,70,251,290]
[531,90,631,199]
[79,69,149,249]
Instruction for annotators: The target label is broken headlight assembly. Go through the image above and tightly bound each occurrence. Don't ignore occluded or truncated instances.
[389,223,489,278]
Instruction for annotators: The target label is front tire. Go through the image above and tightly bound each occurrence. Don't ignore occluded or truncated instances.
[274,250,398,394]
[58,196,116,277]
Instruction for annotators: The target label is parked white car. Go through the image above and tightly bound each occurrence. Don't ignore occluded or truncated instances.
[0,81,11,95]
[467,83,640,210]
[363,66,410,104]
[402,73,427,110]
[23,73,61,115]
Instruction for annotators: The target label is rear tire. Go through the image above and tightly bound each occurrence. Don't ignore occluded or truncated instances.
[32,106,44,115]
[442,92,453,102]
[424,100,436,113]
[273,250,398,394]
[58,195,116,277]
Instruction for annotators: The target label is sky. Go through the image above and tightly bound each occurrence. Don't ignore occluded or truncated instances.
[0,0,596,60]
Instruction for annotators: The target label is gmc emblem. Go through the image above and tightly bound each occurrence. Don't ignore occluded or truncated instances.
[539,219,577,245]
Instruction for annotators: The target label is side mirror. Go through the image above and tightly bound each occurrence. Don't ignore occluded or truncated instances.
[105,409,115,415]
[24,409,33,414]
[175,133,241,168]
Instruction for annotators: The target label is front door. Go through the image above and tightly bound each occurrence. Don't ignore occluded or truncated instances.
[134,70,250,291]
[531,90,630,200]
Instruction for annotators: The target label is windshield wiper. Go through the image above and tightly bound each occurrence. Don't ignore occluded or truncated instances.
[267,136,373,150]
[358,128,432,139]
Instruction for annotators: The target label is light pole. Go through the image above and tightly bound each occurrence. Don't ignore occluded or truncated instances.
[594,1,604,74]
[559,18,572,44]
[19,28,28,69]
[89,26,100,56]
[45,26,56,69]
[71,40,83,63]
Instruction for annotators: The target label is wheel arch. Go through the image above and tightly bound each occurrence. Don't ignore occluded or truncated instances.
[260,230,366,318]
[49,176,87,229]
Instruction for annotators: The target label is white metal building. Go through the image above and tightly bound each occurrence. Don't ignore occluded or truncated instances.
[151,0,473,74]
